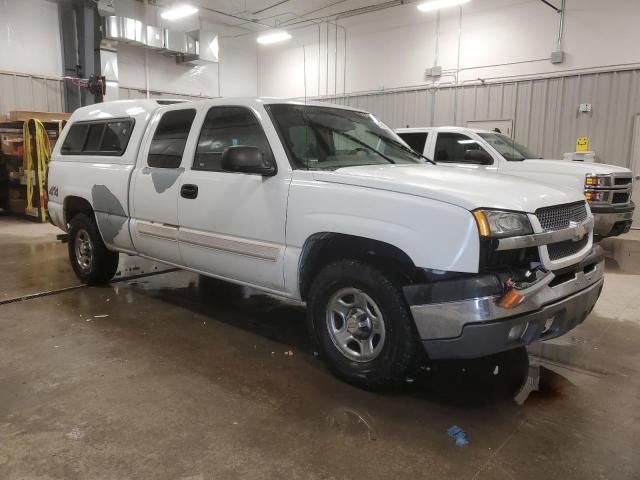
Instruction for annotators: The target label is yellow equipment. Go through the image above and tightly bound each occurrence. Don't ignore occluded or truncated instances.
[22,119,52,223]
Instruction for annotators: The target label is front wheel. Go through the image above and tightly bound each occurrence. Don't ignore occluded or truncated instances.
[68,213,119,285]
[308,259,418,388]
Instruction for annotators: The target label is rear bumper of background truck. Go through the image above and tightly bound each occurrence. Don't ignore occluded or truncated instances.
[591,201,634,238]
[404,246,604,360]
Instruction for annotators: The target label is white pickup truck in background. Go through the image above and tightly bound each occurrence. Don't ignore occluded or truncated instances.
[396,126,635,239]
[47,99,604,388]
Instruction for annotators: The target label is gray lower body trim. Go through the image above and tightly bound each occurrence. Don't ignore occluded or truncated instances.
[135,222,281,262]
[136,221,178,241]
[179,228,280,261]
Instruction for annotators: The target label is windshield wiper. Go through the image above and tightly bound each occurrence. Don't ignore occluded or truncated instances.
[338,131,396,164]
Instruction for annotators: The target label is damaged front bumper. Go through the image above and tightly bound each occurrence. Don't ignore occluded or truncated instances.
[404,246,605,360]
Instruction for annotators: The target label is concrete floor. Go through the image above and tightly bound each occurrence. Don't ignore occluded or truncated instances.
[1,217,639,480]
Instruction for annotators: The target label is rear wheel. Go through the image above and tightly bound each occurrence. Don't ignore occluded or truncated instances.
[308,259,418,388]
[68,213,119,285]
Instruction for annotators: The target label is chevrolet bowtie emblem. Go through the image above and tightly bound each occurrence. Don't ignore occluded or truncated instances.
[569,221,587,241]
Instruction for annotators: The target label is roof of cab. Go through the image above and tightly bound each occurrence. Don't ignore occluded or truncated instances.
[395,126,498,134]
[68,97,366,122]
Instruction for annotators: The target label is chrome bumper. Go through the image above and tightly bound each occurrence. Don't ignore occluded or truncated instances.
[421,278,603,359]
[407,247,604,359]
[591,202,634,238]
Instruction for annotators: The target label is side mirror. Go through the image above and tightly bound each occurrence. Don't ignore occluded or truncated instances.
[221,146,277,176]
[464,149,493,165]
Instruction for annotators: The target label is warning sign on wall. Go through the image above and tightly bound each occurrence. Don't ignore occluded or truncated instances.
[576,136,589,152]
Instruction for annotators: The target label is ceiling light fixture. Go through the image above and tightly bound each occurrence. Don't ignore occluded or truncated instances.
[257,30,292,45]
[161,4,199,21]
[417,0,470,13]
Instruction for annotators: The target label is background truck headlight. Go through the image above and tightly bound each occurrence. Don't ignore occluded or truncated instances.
[585,175,607,186]
[473,209,533,238]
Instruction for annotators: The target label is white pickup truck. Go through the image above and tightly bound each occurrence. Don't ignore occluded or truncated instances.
[47,99,604,388]
[396,126,635,239]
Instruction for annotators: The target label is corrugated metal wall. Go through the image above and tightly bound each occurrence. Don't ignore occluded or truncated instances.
[0,72,64,115]
[325,68,640,168]
[118,87,211,101]
[0,71,210,117]
[3,68,638,168]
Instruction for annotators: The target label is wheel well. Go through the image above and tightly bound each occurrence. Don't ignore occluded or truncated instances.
[298,233,422,300]
[64,196,93,226]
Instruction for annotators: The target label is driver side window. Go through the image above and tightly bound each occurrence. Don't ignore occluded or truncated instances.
[193,106,273,172]
[434,132,490,164]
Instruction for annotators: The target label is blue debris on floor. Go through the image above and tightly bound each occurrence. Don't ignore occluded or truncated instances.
[447,425,469,447]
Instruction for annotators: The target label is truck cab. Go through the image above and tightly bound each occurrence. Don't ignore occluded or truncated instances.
[396,126,635,239]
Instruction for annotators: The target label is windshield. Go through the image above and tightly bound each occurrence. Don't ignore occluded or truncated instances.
[266,104,425,170]
[478,132,540,161]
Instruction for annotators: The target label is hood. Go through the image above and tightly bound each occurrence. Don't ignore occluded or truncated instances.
[500,159,632,193]
[516,159,631,176]
[313,164,585,212]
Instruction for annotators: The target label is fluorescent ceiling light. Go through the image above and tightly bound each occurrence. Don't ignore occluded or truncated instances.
[417,0,470,13]
[257,30,292,45]
[161,4,199,20]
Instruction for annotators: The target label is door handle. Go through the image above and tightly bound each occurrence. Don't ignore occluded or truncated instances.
[181,184,198,199]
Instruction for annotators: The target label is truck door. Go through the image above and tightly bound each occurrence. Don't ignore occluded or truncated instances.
[130,105,198,265]
[177,105,290,291]
[432,130,498,172]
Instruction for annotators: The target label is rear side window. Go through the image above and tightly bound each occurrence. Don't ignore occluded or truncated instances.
[61,119,134,156]
[61,124,89,153]
[84,123,104,152]
[147,109,197,169]
[102,121,134,153]
[193,106,273,172]
[398,132,428,154]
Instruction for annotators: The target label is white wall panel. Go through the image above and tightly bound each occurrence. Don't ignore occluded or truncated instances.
[259,0,640,99]
[0,0,62,77]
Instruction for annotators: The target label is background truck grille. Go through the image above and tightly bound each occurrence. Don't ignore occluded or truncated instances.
[614,176,633,186]
[535,201,588,232]
[547,236,589,261]
[612,192,630,203]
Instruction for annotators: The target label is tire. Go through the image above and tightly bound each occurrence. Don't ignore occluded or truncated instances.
[68,213,119,285]
[308,259,418,388]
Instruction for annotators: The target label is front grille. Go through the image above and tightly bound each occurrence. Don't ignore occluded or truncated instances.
[612,192,630,204]
[535,201,588,232]
[547,235,589,261]
[614,176,632,186]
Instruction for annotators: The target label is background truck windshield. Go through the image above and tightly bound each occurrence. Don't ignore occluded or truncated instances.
[267,104,424,170]
[478,132,540,161]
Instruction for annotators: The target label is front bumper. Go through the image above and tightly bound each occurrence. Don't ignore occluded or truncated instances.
[590,201,634,238]
[405,246,604,360]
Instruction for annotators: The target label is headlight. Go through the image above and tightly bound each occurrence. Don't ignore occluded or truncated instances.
[585,175,603,186]
[585,174,610,187]
[585,190,606,202]
[472,209,533,238]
